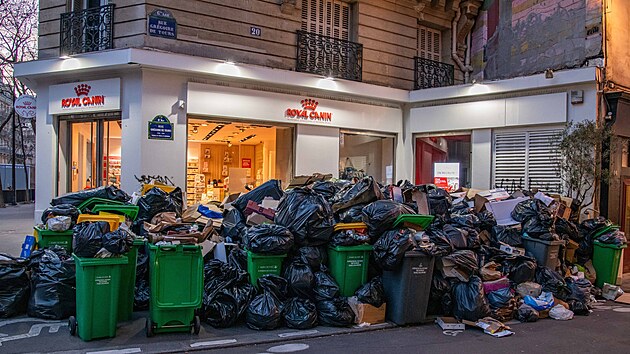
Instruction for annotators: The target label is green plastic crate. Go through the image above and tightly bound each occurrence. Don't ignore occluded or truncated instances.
[117,239,145,322]
[34,227,73,253]
[592,241,627,288]
[70,255,127,341]
[328,244,372,297]
[147,243,202,335]
[392,214,434,230]
[77,197,125,213]
[246,251,287,287]
[92,205,140,221]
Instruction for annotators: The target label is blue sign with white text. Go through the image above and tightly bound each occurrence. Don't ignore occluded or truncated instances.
[148,115,174,140]
[148,9,177,39]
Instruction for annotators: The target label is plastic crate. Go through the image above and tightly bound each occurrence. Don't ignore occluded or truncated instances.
[246,251,287,287]
[70,255,127,341]
[333,222,367,232]
[328,244,372,297]
[117,239,145,322]
[382,251,435,325]
[76,214,120,231]
[522,234,565,270]
[92,205,140,221]
[146,243,202,336]
[34,227,73,253]
[592,241,627,288]
[77,197,125,213]
[392,214,434,231]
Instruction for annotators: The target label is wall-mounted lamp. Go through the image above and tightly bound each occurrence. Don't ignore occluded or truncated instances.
[471,78,477,85]
[59,55,71,59]
[178,99,186,109]
[545,68,554,79]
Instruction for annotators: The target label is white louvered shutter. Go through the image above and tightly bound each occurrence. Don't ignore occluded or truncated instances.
[493,129,563,192]
[302,0,350,40]
[418,25,441,61]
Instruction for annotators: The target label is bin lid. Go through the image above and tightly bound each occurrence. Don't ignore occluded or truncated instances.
[333,222,367,232]
[593,240,628,249]
[392,214,434,230]
[73,254,128,266]
[77,197,125,212]
[329,244,373,252]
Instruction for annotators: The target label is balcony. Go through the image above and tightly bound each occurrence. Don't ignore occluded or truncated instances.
[414,57,454,90]
[296,30,363,82]
[60,4,115,56]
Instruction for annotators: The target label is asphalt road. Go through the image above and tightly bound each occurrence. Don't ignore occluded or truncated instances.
[0,203,34,256]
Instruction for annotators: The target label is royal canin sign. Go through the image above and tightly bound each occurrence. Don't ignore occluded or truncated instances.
[61,84,106,109]
[49,78,121,115]
[285,98,332,122]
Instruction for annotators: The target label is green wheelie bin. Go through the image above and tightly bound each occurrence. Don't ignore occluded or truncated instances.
[69,255,128,341]
[117,238,145,322]
[145,243,203,337]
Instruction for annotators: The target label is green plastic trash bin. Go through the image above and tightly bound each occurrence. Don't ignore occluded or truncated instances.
[69,255,127,341]
[146,243,202,336]
[118,239,145,322]
[92,204,140,221]
[592,241,627,288]
[328,244,372,297]
[77,197,125,213]
[246,250,287,287]
[34,227,73,253]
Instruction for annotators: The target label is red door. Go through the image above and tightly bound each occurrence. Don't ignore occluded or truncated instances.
[415,139,446,185]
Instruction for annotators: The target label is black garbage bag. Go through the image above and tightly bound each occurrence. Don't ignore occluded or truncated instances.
[336,204,367,223]
[313,271,340,301]
[203,260,256,328]
[565,277,591,316]
[450,214,479,228]
[283,297,318,329]
[232,180,284,213]
[475,210,497,232]
[597,229,627,246]
[372,228,415,271]
[284,261,315,300]
[362,200,416,243]
[450,199,472,215]
[511,199,542,223]
[354,276,384,307]
[427,272,454,316]
[332,177,384,213]
[555,218,580,241]
[275,187,334,247]
[511,199,553,236]
[73,221,109,258]
[312,181,344,202]
[134,187,183,232]
[51,185,130,206]
[439,250,478,282]
[517,304,539,322]
[427,188,452,217]
[27,248,76,319]
[503,256,537,284]
[228,248,248,272]
[487,287,513,309]
[580,217,613,235]
[221,208,248,244]
[134,248,149,311]
[535,266,570,301]
[246,274,288,330]
[297,246,328,271]
[423,227,454,257]
[442,224,468,249]
[330,228,370,247]
[523,217,553,237]
[492,225,523,247]
[316,297,355,327]
[244,224,294,255]
[0,254,30,318]
[41,204,80,226]
[102,228,133,255]
[452,276,491,322]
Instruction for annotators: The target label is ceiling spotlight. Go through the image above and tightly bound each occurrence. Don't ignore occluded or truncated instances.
[227,141,233,147]
[191,126,199,134]
[545,68,554,79]
[201,123,208,127]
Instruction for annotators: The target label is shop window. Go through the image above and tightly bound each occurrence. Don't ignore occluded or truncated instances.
[187,118,294,205]
[57,117,121,194]
[339,132,395,185]
[301,0,350,40]
[415,135,471,190]
[493,128,562,192]
[418,25,441,62]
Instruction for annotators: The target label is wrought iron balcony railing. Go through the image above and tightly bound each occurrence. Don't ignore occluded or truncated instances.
[296,30,363,82]
[60,4,115,56]
[414,57,454,90]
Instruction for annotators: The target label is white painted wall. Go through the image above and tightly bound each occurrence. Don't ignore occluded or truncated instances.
[471,129,492,189]
[33,86,53,221]
[295,125,340,177]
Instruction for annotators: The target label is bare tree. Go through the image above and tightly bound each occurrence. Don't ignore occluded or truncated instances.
[0,0,38,206]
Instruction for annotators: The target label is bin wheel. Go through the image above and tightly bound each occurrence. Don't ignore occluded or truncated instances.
[193,316,201,335]
[68,316,77,336]
[145,317,154,338]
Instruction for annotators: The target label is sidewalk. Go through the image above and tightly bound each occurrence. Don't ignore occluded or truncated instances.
[0,203,34,257]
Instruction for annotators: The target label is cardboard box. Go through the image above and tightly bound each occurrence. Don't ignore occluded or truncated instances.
[499,243,526,256]
[473,189,511,212]
[484,197,528,225]
[348,297,386,325]
[436,317,465,330]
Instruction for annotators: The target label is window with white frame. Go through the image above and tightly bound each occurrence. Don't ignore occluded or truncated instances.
[301,0,350,40]
[493,128,563,192]
[418,25,441,61]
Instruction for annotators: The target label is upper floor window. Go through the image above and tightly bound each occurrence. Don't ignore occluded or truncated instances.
[301,0,350,41]
[418,25,441,62]
[68,0,108,11]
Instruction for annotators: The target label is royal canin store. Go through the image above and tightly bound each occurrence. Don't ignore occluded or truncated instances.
[37,72,403,219]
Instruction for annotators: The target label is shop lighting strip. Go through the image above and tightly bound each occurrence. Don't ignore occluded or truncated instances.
[239,134,256,142]
[203,124,225,140]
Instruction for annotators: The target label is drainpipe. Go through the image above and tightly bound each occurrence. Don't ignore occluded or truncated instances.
[452,7,474,83]
[465,32,472,83]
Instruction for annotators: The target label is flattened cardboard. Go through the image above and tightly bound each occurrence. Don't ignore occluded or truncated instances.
[473,189,510,213]
[614,293,630,305]
[348,296,386,324]
[436,317,465,330]
[484,197,528,226]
